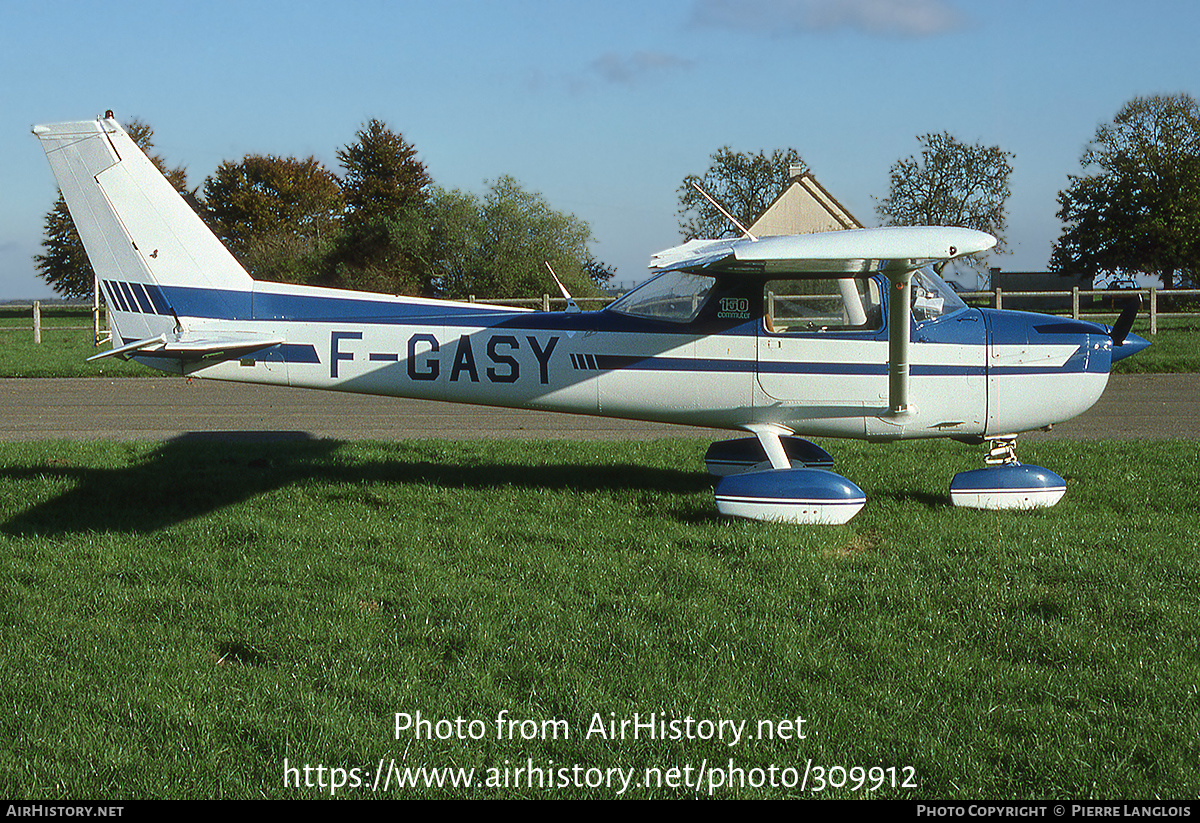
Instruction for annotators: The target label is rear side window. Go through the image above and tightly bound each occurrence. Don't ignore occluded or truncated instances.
[764,277,882,333]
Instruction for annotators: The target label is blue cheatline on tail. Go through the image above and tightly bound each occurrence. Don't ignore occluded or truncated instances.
[34,114,1149,523]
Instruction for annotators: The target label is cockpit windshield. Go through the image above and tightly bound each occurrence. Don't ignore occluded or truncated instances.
[607,270,716,323]
[911,266,968,322]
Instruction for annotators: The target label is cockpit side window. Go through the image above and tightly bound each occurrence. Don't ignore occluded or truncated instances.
[763,277,883,333]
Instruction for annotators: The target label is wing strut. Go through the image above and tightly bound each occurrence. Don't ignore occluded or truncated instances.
[885,267,914,415]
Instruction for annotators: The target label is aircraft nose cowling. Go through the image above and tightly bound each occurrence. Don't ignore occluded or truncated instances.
[981,310,1115,434]
[983,310,1113,374]
[1111,332,1150,363]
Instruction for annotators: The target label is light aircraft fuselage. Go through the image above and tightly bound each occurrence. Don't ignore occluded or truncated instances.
[97,272,1118,443]
[33,115,1148,522]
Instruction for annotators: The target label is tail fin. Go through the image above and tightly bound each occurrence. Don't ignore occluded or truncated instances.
[33,115,253,342]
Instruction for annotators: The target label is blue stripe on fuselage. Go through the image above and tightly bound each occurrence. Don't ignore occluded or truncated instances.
[153,283,766,335]
[248,289,523,324]
[270,344,321,363]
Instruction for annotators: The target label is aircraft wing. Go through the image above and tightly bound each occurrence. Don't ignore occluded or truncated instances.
[650,226,996,274]
[87,332,285,363]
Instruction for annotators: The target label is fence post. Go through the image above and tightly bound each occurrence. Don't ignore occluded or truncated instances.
[33,301,41,344]
[98,303,111,347]
[93,276,101,346]
[1072,286,1079,320]
[995,288,1002,311]
[1150,287,1157,335]
[543,293,550,312]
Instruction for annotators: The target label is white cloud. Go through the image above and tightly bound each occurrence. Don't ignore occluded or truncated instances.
[690,0,965,38]
[586,51,695,87]
[533,51,694,94]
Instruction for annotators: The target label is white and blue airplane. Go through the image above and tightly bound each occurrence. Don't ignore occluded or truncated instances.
[33,114,1149,524]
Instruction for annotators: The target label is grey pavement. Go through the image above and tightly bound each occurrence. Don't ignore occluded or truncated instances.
[0,374,1196,443]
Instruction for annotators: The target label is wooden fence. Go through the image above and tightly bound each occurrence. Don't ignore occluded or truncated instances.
[1,302,109,345]
[472,289,1200,335]
[965,287,1200,335]
[3,288,1197,344]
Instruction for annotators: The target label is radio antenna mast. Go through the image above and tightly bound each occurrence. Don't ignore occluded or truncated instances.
[690,180,758,241]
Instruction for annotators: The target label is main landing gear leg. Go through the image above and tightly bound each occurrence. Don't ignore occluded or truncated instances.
[950,435,1066,510]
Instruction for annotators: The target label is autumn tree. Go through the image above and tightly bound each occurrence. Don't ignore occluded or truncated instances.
[677,147,805,240]
[876,132,1013,269]
[202,154,343,284]
[427,177,602,300]
[35,199,94,299]
[35,119,191,298]
[1051,93,1200,289]
[325,119,434,294]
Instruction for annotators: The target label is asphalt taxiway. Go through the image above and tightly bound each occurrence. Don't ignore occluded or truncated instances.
[1,374,1195,443]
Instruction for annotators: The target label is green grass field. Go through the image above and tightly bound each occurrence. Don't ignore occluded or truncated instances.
[1,437,1197,799]
[0,307,152,378]
[1110,316,1200,373]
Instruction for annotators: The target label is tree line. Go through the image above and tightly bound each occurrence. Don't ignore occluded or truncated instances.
[676,93,1200,290]
[38,93,1200,298]
[36,119,611,301]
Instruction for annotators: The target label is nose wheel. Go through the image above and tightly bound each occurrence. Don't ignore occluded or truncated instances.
[950,435,1066,510]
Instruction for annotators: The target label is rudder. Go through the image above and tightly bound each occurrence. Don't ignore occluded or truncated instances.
[33,115,253,342]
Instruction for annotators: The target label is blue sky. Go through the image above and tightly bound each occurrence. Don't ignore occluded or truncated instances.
[4,0,1199,298]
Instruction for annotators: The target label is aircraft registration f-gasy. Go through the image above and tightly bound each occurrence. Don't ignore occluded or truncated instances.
[33,115,1149,524]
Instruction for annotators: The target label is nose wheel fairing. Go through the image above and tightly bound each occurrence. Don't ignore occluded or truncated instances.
[949,435,1066,510]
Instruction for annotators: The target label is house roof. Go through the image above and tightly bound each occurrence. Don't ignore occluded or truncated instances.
[748,167,862,237]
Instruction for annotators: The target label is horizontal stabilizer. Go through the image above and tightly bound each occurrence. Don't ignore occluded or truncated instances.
[88,332,284,363]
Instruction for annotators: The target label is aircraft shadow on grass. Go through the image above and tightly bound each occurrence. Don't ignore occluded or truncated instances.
[0,433,713,537]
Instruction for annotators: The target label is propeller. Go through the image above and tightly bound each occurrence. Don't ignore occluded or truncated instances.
[1109,294,1141,346]
[1106,294,1152,363]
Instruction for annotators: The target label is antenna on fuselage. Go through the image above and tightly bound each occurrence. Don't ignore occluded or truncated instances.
[545,262,580,313]
[689,181,758,241]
